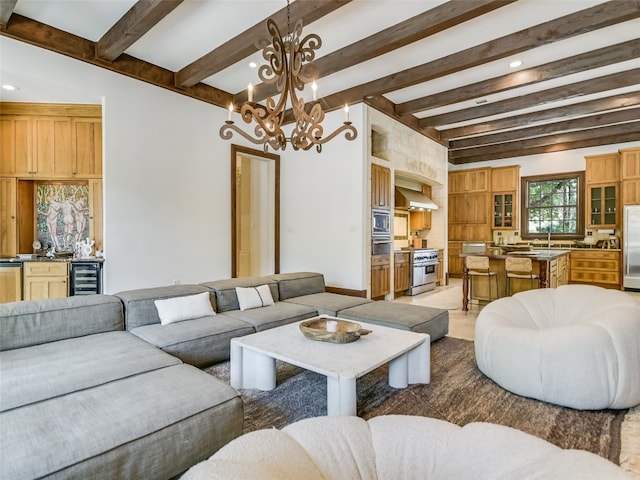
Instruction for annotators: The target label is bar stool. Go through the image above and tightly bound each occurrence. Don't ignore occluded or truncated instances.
[465,255,499,306]
[505,257,539,296]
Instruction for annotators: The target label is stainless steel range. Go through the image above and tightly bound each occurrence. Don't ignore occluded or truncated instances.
[407,248,439,295]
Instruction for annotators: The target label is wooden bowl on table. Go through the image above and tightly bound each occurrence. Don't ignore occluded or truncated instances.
[299,317,371,344]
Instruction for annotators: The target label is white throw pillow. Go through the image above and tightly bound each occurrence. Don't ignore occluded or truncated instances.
[236,285,275,311]
[155,292,215,325]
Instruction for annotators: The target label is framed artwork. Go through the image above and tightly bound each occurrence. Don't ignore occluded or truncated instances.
[36,182,90,254]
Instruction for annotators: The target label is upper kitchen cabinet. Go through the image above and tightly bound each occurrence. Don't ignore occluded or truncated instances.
[585,152,620,184]
[491,166,519,192]
[0,103,102,179]
[449,167,490,194]
[621,147,640,205]
[409,184,432,231]
[491,166,520,230]
[371,163,391,209]
[448,167,492,241]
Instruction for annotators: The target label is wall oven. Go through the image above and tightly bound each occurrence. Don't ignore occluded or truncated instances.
[372,208,391,237]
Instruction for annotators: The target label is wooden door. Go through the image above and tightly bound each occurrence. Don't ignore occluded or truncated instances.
[491,166,519,192]
[371,255,390,298]
[0,116,32,176]
[88,179,103,251]
[371,164,390,209]
[448,171,467,193]
[621,148,640,179]
[622,179,640,205]
[0,266,21,303]
[32,117,73,177]
[394,253,409,292]
[0,177,17,256]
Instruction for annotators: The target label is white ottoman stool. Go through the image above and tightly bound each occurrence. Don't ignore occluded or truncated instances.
[182,415,630,479]
[475,285,640,410]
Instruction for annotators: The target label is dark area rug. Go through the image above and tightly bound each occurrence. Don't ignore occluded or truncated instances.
[204,336,625,464]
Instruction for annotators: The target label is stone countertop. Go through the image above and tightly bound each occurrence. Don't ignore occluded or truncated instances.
[0,257,104,263]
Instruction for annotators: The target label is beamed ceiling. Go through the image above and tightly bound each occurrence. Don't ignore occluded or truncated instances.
[1,0,639,164]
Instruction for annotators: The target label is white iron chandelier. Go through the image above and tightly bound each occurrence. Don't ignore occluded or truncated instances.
[219,1,357,153]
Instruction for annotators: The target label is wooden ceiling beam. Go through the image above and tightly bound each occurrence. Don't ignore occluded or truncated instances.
[397,38,640,116]
[311,1,640,114]
[0,14,232,108]
[449,108,640,150]
[420,68,640,128]
[449,122,640,163]
[244,0,515,103]
[440,91,640,140]
[176,1,351,89]
[96,0,183,62]
[0,0,16,29]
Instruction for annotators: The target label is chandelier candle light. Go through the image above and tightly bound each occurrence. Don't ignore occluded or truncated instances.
[219,2,357,152]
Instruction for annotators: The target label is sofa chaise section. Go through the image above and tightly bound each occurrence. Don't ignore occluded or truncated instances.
[116,284,254,367]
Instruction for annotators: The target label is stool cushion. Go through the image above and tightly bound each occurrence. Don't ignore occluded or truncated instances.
[337,301,448,342]
[475,285,640,409]
[182,415,630,480]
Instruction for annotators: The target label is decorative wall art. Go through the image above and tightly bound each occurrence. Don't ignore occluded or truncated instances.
[36,182,90,254]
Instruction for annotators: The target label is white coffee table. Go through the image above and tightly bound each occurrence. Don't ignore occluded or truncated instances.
[230,318,430,416]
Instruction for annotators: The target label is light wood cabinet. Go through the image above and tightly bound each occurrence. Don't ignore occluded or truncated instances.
[491,166,519,192]
[0,116,32,176]
[585,153,620,184]
[371,254,390,298]
[0,177,17,257]
[72,118,102,178]
[448,191,491,241]
[437,249,444,285]
[621,147,640,205]
[587,183,618,228]
[23,261,68,300]
[394,252,409,292]
[493,192,515,229]
[569,250,620,289]
[371,163,391,209]
[32,116,73,177]
[448,168,489,194]
[0,265,22,303]
[89,179,103,251]
[409,184,432,230]
[447,241,463,277]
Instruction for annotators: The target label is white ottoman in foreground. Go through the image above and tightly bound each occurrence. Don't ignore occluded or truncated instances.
[475,285,640,410]
[182,415,630,479]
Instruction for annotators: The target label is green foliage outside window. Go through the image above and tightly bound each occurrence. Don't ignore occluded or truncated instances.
[527,178,578,235]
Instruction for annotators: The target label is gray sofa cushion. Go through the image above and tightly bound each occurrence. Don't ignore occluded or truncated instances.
[1,364,242,480]
[114,284,214,329]
[130,315,255,367]
[269,272,326,300]
[0,331,180,412]
[222,302,317,331]
[284,292,372,316]
[338,301,449,342]
[201,277,279,312]
[0,295,123,351]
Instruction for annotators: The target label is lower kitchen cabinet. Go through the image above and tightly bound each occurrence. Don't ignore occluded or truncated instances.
[569,250,620,289]
[447,241,463,277]
[371,254,390,299]
[394,252,410,293]
[0,264,22,302]
[437,249,444,285]
[23,261,68,300]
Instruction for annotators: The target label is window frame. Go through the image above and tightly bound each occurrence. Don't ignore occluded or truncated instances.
[520,171,585,241]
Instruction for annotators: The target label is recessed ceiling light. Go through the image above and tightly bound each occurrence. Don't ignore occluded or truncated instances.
[509,60,523,68]
[249,62,257,68]
[2,84,19,91]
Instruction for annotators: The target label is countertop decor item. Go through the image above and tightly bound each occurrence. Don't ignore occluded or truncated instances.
[299,317,371,344]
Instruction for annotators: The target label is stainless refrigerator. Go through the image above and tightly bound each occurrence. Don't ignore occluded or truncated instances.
[624,205,640,289]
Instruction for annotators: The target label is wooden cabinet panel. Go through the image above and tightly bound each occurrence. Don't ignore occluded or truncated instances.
[0,177,17,257]
[89,179,103,251]
[0,117,32,176]
[33,117,73,177]
[491,166,519,192]
[448,171,467,193]
[0,266,22,303]
[449,168,489,194]
[587,183,618,228]
[371,254,390,298]
[437,249,444,285]
[622,179,640,205]
[493,192,516,229]
[585,153,620,184]
[371,164,391,209]
[394,253,409,292]
[448,242,463,277]
[23,261,69,300]
[73,118,102,178]
[621,147,640,179]
[569,250,620,288]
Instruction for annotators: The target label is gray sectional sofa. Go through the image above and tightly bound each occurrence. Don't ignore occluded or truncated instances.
[0,271,448,479]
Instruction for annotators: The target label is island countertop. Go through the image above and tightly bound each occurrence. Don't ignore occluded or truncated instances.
[460,249,572,260]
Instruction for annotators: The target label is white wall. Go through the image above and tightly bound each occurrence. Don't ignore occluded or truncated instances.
[1,37,366,292]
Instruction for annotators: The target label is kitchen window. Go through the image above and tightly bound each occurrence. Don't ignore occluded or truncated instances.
[521,171,585,240]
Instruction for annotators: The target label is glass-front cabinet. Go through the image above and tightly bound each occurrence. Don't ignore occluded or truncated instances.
[493,193,515,228]
[588,184,617,227]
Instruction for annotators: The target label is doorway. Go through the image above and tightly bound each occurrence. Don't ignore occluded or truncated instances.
[231,145,280,278]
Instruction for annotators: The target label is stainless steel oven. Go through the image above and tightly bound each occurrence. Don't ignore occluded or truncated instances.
[407,249,439,295]
[372,208,391,238]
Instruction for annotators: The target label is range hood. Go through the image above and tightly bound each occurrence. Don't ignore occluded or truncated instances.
[395,187,438,211]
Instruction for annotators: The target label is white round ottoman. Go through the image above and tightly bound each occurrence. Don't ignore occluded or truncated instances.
[182,415,630,479]
[475,284,640,410]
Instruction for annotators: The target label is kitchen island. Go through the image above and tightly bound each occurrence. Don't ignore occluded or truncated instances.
[460,249,571,311]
